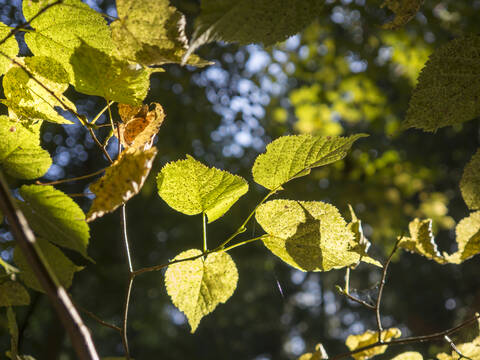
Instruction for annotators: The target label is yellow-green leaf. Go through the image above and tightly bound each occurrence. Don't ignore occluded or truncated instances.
[2,57,75,124]
[392,352,423,360]
[165,249,238,333]
[18,185,90,259]
[404,36,480,131]
[381,0,423,29]
[0,116,51,180]
[111,0,210,67]
[256,200,360,272]
[0,281,30,307]
[345,328,401,360]
[298,343,328,360]
[446,211,480,264]
[14,238,82,292]
[87,148,157,222]
[70,41,153,105]
[23,0,113,83]
[252,134,367,190]
[157,155,248,222]
[436,336,480,359]
[400,218,447,264]
[460,149,480,210]
[0,22,19,76]
[184,0,322,62]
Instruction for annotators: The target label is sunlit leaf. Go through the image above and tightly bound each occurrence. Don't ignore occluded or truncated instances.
[184,0,322,63]
[157,155,248,222]
[87,148,157,222]
[2,56,76,124]
[0,281,30,307]
[18,185,90,259]
[165,249,238,333]
[70,41,153,105]
[436,336,480,359]
[347,205,382,267]
[404,36,480,131]
[23,0,113,83]
[345,328,401,360]
[446,211,480,264]
[117,103,165,151]
[111,0,210,67]
[256,200,360,271]
[0,22,19,76]
[14,237,82,292]
[0,116,51,180]
[298,343,328,360]
[252,134,367,190]
[381,0,423,29]
[392,352,423,360]
[460,149,480,210]
[400,218,447,264]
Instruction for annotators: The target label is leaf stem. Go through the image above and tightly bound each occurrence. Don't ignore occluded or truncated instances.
[91,101,114,125]
[36,168,105,186]
[203,212,208,252]
[221,235,265,252]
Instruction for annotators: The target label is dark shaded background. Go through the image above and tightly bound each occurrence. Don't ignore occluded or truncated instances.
[1,0,480,359]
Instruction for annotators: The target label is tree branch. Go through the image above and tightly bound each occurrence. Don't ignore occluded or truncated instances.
[0,171,99,360]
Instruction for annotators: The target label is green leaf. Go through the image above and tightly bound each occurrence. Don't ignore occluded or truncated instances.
[23,0,113,83]
[404,36,480,131]
[0,281,30,307]
[460,149,480,210]
[18,185,90,259]
[400,218,447,264]
[252,134,367,190]
[70,41,153,104]
[0,116,51,180]
[184,0,322,62]
[165,249,238,333]
[111,0,211,67]
[87,148,157,222]
[446,211,480,264]
[157,155,249,222]
[14,238,82,292]
[2,57,76,124]
[392,352,423,360]
[256,200,360,272]
[381,0,423,29]
[345,328,401,360]
[0,22,19,76]
[7,307,18,360]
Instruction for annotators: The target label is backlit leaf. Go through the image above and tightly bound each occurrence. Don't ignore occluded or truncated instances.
[0,22,19,76]
[446,211,480,264]
[436,336,480,359]
[345,328,401,360]
[0,116,51,180]
[184,0,322,63]
[460,149,480,210]
[70,41,153,105]
[252,134,367,190]
[381,0,423,29]
[298,343,328,360]
[23,0,113,83]
[18,185,90,259]
[157,155,248,222]
[400,218,447,264]
[2,56,75,124]
[256,200,360,272]
[392,352,423,360]
[0,281,30,307]
[404,36,480,131]
[165,249,238,333]
[14,238,82,292]
[111,0,210,67]
[87,148,157,222]
[117,103,165,151]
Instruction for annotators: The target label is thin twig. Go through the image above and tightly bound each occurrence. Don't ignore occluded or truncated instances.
[36,168,105,185]
[444,335,473,360]
[330,313,480,360]
[76,303,121,333]
[340,290,376,310]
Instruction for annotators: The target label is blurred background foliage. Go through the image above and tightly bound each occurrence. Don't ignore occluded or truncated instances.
[0,0,479,359]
